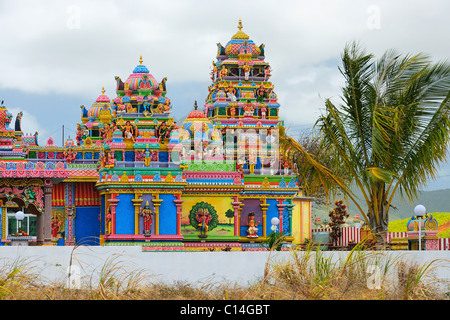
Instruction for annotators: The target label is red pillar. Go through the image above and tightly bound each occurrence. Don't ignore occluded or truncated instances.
[276,199,286,233]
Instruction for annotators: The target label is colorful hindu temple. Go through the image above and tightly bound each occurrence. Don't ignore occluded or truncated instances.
[0,20,313,250]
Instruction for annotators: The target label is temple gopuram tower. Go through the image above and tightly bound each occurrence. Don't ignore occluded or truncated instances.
[176,19,304,250]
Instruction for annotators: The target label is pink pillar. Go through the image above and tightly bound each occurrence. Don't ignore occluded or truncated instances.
[276,200,286,233]
[108,194,119,235]
[65,183,76,246]
[231,196,242,236]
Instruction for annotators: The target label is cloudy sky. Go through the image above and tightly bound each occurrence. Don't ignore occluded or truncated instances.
[0,0,449,190]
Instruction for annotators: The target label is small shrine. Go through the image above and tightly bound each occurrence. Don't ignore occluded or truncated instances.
[406,214,440,250]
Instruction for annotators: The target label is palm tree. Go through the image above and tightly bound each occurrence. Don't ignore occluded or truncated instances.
[281,42,450,247]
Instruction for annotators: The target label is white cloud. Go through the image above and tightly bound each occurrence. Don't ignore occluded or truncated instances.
[0,0,448,190]
[1,0,450,143]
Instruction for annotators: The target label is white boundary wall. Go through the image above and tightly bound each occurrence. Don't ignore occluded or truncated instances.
[0,246,449,287]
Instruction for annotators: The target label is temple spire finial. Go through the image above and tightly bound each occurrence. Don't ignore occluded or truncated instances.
[139,55,143,65]
[102,86,105,95]
[231,18,249,40]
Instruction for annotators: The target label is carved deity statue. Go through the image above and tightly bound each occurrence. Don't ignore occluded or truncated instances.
[260,104,267,119]
[142,96,153,116]
[140,201,153,236]
[246,212,260,238]
[242,62,251,80]
[211,61,218,82]
[121,120,137,143]
[139,74,153,90]
[157,121,171,142]
[264,66,272,81]
[243,100,254,116]
[144,145,151,167]
[105,207,112,235]
[219,65,228,81]
[51,215,60,238]
[63,147,77,163]
[196,207,212,238]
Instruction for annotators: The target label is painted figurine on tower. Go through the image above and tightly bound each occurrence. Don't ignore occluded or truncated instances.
[140,201,153,236]
[246,212,260,238]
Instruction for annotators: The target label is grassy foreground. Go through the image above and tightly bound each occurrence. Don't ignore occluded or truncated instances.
[0,245,449,300]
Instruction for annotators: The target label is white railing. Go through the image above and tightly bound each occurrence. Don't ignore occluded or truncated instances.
[311,227,449,250]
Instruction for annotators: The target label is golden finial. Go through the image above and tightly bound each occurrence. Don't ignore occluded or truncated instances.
[232,18,249,40]
[102,86,105,95]
[139,55,143,65]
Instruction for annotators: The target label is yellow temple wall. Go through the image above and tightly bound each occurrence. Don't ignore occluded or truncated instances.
[292,197,312,245]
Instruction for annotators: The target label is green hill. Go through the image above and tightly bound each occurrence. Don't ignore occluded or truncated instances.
[387,212,450,238]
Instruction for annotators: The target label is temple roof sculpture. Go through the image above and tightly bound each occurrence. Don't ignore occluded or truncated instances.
[113,55,170,117]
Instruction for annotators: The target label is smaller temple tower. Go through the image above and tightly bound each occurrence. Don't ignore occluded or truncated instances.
[94,56,186,246]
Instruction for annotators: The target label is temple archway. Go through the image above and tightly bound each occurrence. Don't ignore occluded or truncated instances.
[0,196,42,215]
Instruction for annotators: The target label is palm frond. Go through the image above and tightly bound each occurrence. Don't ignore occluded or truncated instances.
[283,42,450,240]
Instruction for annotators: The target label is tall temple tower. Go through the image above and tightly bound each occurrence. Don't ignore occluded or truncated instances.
[178,20,302,249]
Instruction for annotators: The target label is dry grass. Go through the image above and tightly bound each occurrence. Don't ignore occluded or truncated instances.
[0,244,448,300]
[257,243,450,300]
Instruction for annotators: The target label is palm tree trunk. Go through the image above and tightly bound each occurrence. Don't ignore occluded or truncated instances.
[368,204,389,248]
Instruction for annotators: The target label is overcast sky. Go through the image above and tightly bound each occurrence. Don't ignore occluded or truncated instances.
[0,0,449,190]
